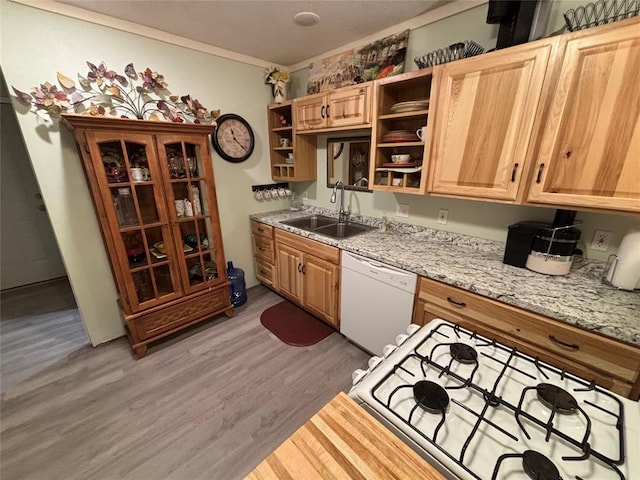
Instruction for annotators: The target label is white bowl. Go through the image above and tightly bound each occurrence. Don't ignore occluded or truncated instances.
[391,154,411,163]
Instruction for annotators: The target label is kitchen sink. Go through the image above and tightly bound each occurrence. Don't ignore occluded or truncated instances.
[281,214,337,230]
[281,215,374,239]
[313,222,374,239]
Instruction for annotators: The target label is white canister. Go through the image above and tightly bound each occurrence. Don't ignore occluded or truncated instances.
[184,199,193,217]
[175,199,185,217]
[191,186,202,215]
[606,227,640,290]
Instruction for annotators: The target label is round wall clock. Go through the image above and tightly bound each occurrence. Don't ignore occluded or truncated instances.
[211,113,255,163]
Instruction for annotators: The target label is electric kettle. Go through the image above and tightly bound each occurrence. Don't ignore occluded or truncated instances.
[605,227,640,291]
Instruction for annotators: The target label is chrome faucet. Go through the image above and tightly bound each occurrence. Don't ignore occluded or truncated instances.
[353,177,368,186]
[330,181,349,223]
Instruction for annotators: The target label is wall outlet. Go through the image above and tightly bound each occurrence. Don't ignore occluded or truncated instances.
[437,209,448,225]
[590,230,612,251]
[396,203,409,218]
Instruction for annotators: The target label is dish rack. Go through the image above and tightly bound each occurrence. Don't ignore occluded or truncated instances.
[564,0,639,31]
[414,41,484,69]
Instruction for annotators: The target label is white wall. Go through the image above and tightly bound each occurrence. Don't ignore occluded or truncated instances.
[1,0,284,345]
[290,3,640,262]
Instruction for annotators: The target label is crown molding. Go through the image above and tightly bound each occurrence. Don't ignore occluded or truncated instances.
[9,0,487,73]
[288,0,488,72]
[8,0,279,69]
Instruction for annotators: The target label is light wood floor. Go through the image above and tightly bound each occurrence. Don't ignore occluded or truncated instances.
[1,281,369,480]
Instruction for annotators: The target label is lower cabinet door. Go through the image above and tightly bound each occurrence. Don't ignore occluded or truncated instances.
[303,255,339,327]
[275,242,303,303]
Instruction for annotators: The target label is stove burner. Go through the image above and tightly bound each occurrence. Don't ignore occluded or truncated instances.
[449,342,478,364]
[536,383,578,414]
[522,450,560,480]
[413,380,449,414]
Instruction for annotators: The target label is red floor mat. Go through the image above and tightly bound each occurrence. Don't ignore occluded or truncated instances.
[260,301,334,346]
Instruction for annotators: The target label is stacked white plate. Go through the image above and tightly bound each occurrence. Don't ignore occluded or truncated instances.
[389,100,430,113]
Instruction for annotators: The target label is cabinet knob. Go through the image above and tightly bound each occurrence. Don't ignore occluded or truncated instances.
[511,163,519,182]
[297,263,302,273]
[321,105,325,119]
[326,105,330,118]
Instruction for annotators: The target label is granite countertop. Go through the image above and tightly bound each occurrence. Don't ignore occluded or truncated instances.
[250,208,640,346]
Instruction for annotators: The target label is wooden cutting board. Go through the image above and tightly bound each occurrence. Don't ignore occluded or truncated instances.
[244,392,446,480]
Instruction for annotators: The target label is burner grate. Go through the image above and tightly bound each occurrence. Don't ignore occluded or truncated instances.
[368,322,627,480]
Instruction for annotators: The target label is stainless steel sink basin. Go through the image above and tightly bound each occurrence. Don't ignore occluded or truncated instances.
[281,215,374,239]
[313,222,374,239]
[281,215,336,230]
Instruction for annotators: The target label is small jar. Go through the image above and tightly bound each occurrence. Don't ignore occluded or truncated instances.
[115,188,138,226]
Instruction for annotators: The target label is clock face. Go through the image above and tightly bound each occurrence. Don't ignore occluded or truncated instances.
[211,114,255,163]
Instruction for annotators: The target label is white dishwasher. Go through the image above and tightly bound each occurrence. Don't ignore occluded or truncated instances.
[340,251,417,355]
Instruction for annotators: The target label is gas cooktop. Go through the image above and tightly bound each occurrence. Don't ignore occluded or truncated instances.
[349,319,640,480]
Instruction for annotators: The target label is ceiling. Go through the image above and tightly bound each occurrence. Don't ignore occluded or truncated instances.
[56,1,452,66]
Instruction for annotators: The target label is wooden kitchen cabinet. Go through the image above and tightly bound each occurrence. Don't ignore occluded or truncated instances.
[294,83,372,132]
[63,115,232,358]
[251,220,276,289]
[428,38,556,202]
[274,229,340,328]
[526,18,640,213]
[412,276,640,399]
[267,101,317,181]
[369,68,437,194]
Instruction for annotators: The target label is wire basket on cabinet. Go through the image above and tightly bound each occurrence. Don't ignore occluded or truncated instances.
[414,41,484,69]
[563,0,639,31]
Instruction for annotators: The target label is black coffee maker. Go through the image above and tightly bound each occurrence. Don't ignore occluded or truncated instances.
[503,210,581,274]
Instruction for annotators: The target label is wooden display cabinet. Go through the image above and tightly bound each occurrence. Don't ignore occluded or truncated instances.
[369,69,437,194]
[267,101,316,181]
[62,114,233,358]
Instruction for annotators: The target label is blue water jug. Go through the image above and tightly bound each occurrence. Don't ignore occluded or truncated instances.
[226,261,247,307]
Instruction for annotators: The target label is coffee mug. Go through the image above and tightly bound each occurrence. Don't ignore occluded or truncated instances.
[416,126,427,141]
[131,167,149,182]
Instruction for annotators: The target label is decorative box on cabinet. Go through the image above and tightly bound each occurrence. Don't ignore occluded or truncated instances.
[369,69,437,194]
[267,101,316,181]
[294,83,372,133]
[428,38,557,203]
[274,229,340,328]
[412,276,640,399]
[526,17,640,213]
[62,114,233,358]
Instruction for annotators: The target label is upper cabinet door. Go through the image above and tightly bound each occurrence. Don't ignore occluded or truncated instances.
[294,94,327,131]
[527,20,640,213]
[327,84,371,129]
[429,41,554,201]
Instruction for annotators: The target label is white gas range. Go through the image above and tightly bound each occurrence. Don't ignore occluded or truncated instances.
[349,319,640,480]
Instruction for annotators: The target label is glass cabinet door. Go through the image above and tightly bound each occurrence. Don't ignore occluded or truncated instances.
[87,132,182,311]
[156,135,226,295]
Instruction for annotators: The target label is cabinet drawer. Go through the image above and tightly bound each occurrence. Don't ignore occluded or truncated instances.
[417,277,640,384]
[133,289,228,340]
[252,235,274,263]
[251,220,273,239]
[254,257,274,288]
[275,228,340,264]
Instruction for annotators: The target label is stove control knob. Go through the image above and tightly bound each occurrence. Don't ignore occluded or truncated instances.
[352,369,368,385]
[396,333,409,346]
[383,344,397,358]
[368,356,383,371]
[406,324,420,336]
